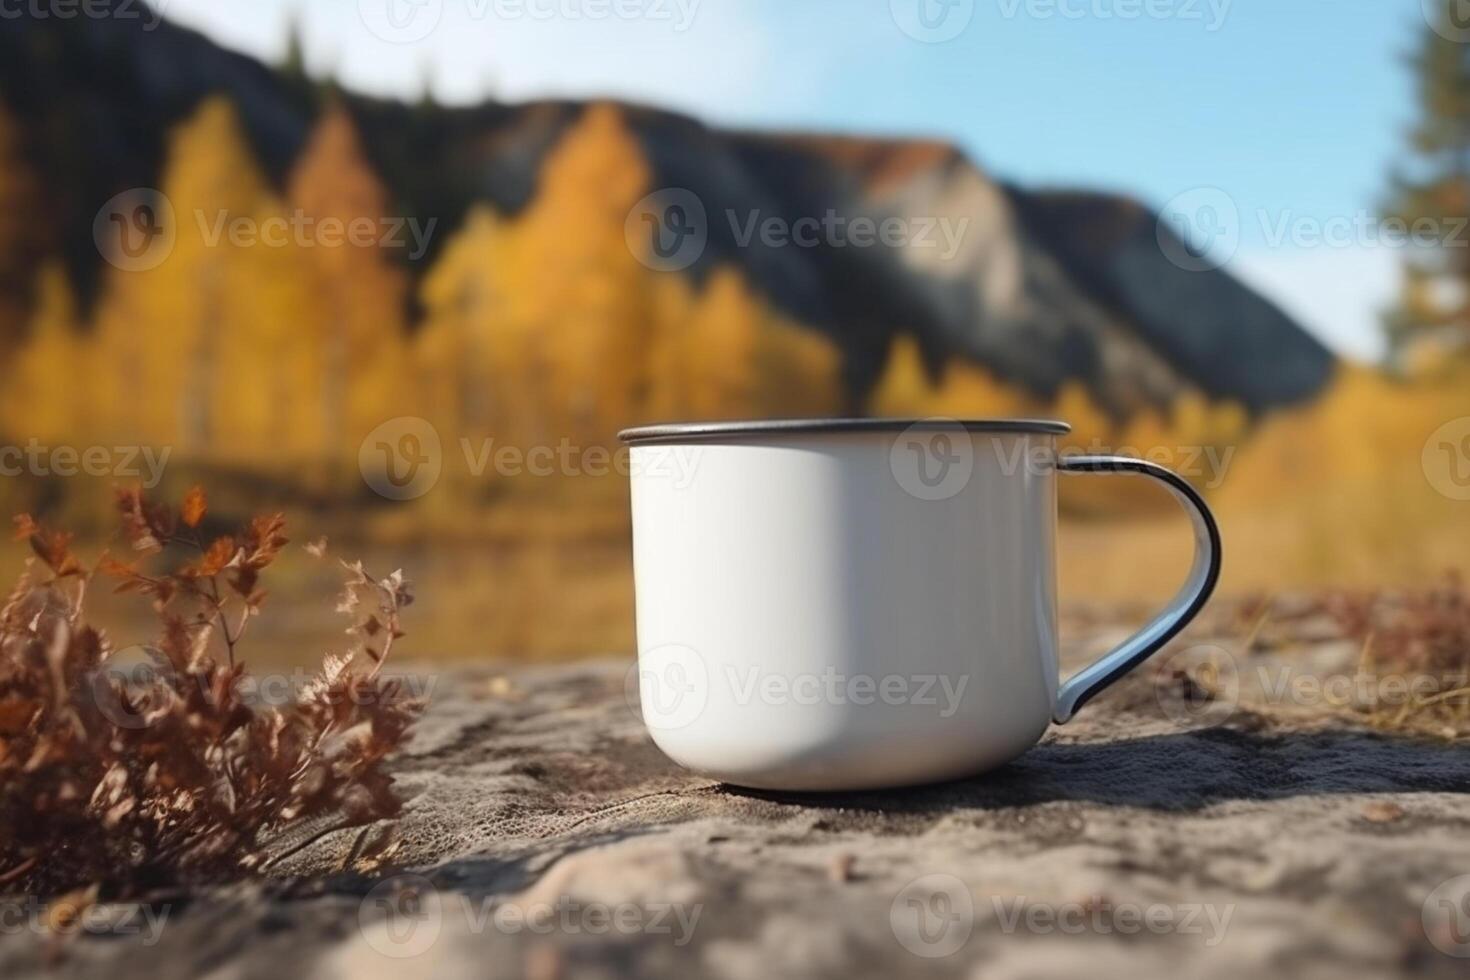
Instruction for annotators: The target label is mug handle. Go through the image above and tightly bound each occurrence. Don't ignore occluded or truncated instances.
[1052,455,1223,723]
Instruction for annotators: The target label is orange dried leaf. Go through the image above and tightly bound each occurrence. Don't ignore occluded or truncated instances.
[182,537,237,579]
[0,697,36,735]
[26,525,83,577]
[97,554,137,579]
[12,514,39,542]
[181,486,207,528]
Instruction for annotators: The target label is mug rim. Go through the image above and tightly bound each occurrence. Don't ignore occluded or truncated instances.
[618,417,1071,445]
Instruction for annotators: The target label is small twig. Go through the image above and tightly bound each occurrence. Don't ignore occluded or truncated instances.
[0,857,38,885]
[1414,685,1470,708]
[1355,630,1376,676]
[186,531,242,669]
[1239,596,1275,655]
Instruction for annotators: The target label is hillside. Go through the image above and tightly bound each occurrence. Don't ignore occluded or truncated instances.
[0,1,1333,416]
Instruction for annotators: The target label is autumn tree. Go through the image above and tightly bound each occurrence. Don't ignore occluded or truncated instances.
[212,196,324,461]
[753,310,845,418]
[421,103,663,448]
[288,101,410,456]
[416,205,537,452]
[93,97,265,452]
[641,267,698,420]
[647,265,842,420]
[91,97,327,462]
[419,100,844,453]
[867,334,1030,419]
[511,103,655,444]
[0,263,87,444]
[1383,0,1470,365]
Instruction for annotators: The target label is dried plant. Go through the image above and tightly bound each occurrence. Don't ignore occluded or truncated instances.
[0,487,423,898]
[1162,580,1470,737]
[1326,573,1470,675]
[1318,573,1470,734]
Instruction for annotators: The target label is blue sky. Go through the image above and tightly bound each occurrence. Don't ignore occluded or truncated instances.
[157,0,1426,360]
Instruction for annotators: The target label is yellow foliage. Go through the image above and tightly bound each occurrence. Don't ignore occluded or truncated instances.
[1202,363,1470,584]
[287,103,411,453]
[1220,365,1418,503]
[0,264,86,443]
[866,333,934,417]
[87,98,411,464]
[93,96,279,455]
[514,103,655,443]
[418,104,844,457]
[3,90,1460,602]
[867,334,1031,418]
[416,205,546,461]
[753,310,845,418]
[645,265,843,420]
[211,198,324,460]
[867,334,1253,511]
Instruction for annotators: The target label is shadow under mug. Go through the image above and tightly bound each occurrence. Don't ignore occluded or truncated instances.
[620,418,1221,792]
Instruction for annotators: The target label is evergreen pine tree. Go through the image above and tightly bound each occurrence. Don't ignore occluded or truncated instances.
[1383,0,1470,364]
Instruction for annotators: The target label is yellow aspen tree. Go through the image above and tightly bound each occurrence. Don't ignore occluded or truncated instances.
[683,266,760,418]
[0,263,86,444]
[754,311,844,417]
[867,334,939,417]
[640,267,698,422]
[923,358,1031,420]
[868,333,1026,420]
[416,205,538,450]
[1054,381,1115,452]
[511,103,653,444]
[685,266,845,419]
[642,263,842,421]
[287,103,411,457]
[93,96,272,454]
[212,195,323,463]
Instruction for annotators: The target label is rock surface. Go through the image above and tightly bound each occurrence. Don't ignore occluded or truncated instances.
[3,612,1468,979]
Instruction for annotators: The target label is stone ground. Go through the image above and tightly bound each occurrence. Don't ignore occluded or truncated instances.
[2,603,1469,979]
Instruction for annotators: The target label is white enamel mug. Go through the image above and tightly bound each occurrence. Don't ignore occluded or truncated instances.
[620,419,1221,792]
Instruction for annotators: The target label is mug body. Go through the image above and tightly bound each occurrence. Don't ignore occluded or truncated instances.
[624,420,1065,791]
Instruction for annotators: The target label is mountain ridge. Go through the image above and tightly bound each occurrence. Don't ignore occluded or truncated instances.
[0,1,1336,416]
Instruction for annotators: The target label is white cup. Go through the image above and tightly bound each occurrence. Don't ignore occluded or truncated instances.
[620,419,1221,791]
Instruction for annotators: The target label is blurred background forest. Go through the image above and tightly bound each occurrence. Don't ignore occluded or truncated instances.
[0,1,1466,663]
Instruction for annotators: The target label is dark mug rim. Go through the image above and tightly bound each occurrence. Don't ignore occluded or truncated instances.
[618,418,1071,445]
